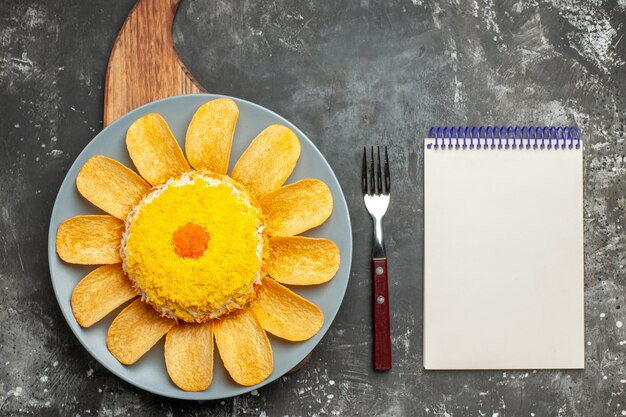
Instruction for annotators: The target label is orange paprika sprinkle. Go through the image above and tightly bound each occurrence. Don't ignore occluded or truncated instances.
[172,222,210,259]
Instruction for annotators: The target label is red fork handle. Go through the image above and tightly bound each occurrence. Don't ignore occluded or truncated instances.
[372,258,392,371]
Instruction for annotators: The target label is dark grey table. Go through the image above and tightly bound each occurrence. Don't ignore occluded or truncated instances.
[1,1,625,416]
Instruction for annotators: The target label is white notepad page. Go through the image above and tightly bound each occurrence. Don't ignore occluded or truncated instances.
[424,138,584,369]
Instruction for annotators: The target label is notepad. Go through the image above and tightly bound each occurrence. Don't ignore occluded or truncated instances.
[423,126,584,370]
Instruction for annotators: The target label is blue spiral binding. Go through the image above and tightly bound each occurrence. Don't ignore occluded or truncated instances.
[426,126,581,150]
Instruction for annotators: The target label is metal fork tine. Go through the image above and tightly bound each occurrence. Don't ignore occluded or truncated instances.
[376,146,383,194]
[361,147,368,194]
[370,146,375,195]
[384,146,390,193]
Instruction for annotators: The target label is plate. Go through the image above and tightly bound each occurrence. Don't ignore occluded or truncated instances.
[47,94,352,400]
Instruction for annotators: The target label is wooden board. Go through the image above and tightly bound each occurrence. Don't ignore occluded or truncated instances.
[102,0,311,372]
[103,0,205,127]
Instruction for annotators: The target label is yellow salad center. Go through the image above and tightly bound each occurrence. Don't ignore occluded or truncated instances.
[121,171,266,322]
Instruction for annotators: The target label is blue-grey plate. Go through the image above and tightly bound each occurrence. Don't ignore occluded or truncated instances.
[47,94,352,400]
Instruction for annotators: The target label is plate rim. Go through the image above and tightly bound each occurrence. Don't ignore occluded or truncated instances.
[47,93,353,400]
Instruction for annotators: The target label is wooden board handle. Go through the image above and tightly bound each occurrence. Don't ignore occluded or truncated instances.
[104,0,206,127]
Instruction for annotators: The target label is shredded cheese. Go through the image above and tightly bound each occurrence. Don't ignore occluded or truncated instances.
[121,172,266,322]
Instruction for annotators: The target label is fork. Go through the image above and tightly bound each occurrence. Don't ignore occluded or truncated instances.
[362,146,392,371]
